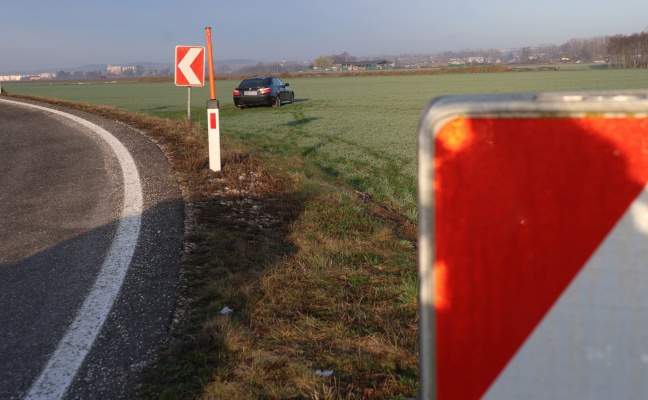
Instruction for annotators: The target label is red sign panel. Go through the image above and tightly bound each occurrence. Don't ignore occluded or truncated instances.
[175,46,205,87]
[418,91,648,400]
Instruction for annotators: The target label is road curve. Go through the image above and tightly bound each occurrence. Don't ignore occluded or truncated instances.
[0,98,184,399]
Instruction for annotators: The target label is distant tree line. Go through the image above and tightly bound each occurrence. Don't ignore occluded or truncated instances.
[310,38,613,71]
[607,30,648,68]
[312,52,359,69]
[56,70,105,80]
[236,61,306,75]
[54,66,171,80]
[427,37,609,65]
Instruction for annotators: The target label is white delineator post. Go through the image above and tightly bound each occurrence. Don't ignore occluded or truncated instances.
[205,27,221,172]
[207,100,221,171]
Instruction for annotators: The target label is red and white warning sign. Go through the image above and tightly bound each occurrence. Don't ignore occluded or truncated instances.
[175,45,205,86]
[418,91,648,400]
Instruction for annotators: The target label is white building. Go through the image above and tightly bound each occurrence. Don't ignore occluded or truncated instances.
[107,65,137,75]
[0,75,24,81]
[467,57,485,64]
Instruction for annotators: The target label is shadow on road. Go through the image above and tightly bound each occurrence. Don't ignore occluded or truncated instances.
[0,198,184,399]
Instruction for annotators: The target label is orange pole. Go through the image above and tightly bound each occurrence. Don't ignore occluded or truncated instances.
[205,27,216,100]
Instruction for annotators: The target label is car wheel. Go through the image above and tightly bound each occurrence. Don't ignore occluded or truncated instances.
[272,96,281,108]
[290,93,294,104]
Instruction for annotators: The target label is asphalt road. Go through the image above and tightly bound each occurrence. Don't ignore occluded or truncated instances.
[0,98,183,399]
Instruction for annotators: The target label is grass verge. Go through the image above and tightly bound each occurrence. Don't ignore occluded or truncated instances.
[4,92,419,399]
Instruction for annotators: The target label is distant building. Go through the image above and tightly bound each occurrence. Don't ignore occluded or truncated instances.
[338,60,394,71]
[0,75,24,81]
[107,65,122,74]
[107,65,137,75]
[0,72,54,81]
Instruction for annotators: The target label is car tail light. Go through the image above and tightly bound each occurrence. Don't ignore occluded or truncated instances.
[233,89,240,96]
[259,87,271,94]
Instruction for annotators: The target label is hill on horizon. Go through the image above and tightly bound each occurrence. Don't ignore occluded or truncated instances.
[2,59,261,76]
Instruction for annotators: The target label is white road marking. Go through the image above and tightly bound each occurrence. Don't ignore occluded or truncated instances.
[0,99,143,400]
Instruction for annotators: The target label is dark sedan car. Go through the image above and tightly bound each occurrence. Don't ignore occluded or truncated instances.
[233,76,294,109]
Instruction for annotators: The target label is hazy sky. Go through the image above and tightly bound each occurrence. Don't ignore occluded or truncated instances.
[2,0,647,73]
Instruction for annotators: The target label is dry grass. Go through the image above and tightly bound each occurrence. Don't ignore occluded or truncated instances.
[3,92,419,399]
[172,186,419,400]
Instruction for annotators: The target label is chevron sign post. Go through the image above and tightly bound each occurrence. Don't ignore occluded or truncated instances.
[175,45,205,121]
[418,91,648,400]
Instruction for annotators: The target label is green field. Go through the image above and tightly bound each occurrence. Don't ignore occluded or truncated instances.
[7,68,648,219]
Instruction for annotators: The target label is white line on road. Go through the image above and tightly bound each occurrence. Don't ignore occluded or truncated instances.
[0,99,143,400]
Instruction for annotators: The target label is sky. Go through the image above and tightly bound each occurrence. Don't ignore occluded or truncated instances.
[2,0,648,73]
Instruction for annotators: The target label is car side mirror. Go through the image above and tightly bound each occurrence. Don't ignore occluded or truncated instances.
[284,83,290,87]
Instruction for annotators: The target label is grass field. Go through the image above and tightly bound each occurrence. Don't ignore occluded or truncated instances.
[7,68,648,221]
[5,67,648,398]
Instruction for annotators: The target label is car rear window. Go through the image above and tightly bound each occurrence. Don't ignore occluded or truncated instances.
[239,78,271,87]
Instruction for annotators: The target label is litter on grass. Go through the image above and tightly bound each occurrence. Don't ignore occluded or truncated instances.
[315,370,333,378]
[220,306,234,315]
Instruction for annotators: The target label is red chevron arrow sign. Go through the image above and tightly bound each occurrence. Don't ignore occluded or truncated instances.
[418,91,648,400]
[175,45,205,87]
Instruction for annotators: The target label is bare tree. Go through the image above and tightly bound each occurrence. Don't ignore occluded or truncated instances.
[606,30,648,69]
[313,55,334,70]
[518,47,531,63]
[332,52,357,63]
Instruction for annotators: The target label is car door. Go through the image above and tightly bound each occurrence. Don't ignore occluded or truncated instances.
[274,78,289,101]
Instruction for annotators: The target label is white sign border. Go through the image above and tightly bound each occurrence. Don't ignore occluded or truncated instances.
[174,45,205,87]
